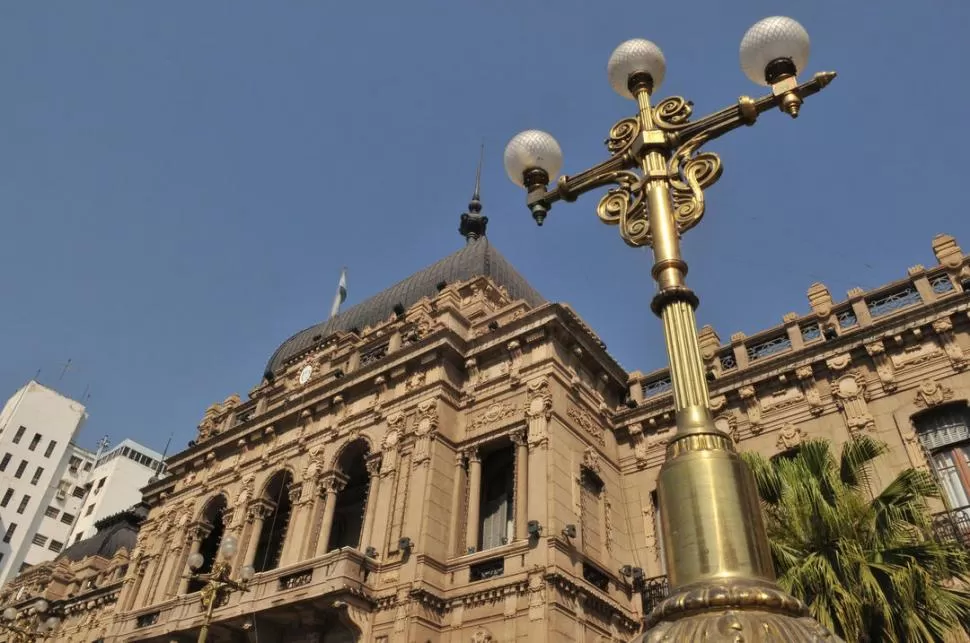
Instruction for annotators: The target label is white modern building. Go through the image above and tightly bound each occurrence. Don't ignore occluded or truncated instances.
[67,438,164,544]
[0,381,94,585]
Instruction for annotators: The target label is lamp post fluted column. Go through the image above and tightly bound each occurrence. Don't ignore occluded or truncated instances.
[505,16,842,642]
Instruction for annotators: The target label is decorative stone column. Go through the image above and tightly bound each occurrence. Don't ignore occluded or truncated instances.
[447,451,467,557]
[243,501,274,570]
[315,474,347,558]
[279,483,305,566]
[511,428,529,541]
[359,456,383,551]
[177,524,209,595]
[465,449,483,554]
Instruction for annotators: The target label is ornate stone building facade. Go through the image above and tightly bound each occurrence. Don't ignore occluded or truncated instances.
[5,230,968,642]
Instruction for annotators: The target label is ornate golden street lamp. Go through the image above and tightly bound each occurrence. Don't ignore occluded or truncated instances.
[185,534,255,643]
[0,599,61,642]
[505,16,840,641]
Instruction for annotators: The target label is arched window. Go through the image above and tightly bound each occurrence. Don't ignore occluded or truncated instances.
[188,495,227,593]
[914,403,970,520]
[327,442,370,552]
[479,446,514,551]
[252,471,294,573]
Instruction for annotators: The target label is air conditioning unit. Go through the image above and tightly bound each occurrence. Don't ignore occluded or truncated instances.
[55,490,66,500]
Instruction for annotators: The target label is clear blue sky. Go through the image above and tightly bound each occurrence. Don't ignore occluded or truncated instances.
[1,2,967,454]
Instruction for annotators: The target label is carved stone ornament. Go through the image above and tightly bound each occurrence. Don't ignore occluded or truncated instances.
[709,394,727,413]
[567,405,606,446]
[760,385,805,414]
[795,365,825,415]
[628,423,648,463]
[832,371,875,433]
[405,369,427,392]
[581,447,601,473]
[865,339,897,392]
[933,317,967,370]
[826,353,851,372]
[714,414,739,444]
[471,629,493,643]
[738,386,763,433]
[468,402,520,435]
[415,400,439,435]
[776,423,807,451]
[525,377,552,419]
[914,378,954,408]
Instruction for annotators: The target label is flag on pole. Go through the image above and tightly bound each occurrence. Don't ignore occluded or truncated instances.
[330,267,348,319]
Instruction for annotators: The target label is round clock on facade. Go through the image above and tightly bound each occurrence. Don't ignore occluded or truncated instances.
[299,365,313,385]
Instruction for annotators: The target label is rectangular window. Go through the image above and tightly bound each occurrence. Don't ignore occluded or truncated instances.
[44,506,59,519]
[68,456,81,469]
[12,426,25,444]
[478,447,515,551]
[14,460,26,479]
[96,478,106,490]
[3,524,17,543]
[43,441,56,458]
[72,486,86,498]
[74,533,83,543]
[0,454,9,472]
[0,489,12,508]
[28,434,41,451]
[16,495,30,514]
[83,462,92,472]
[31,533,47,547]
[30,467,43,485]
[580,468,605,560]
[85,504,94,516]
[60,513,75,525]
[48,540,63,553]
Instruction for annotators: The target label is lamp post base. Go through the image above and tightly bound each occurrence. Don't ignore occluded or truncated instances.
[637,580,843,642]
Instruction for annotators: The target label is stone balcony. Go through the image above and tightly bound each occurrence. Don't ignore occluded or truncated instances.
[120,547,375,641]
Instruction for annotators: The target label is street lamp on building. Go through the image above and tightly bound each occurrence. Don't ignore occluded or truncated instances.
[185,534,255,643]
[505,16,840,641]
[0,599,61,641]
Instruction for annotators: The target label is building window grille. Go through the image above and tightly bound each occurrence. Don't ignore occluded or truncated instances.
[14,461,26,479]
[28,434,41,451]
[30,467,43,485]
[3,524,17,543]
[48,540,63,553]
[746,334,792,361]
[641,376,672,399]
[837,309,858,329]
[31,534,47,547]
[0,489,12,508]
[0,454,10,471]
[931,274,955,294]
[72,486,86,499]
[12,426,25,444]
[866,286,921,318]
[43,441,56,458]
[16,495,30,514]
[469,558,505,581]
[719,353,736,371]
[44,506,59,519]
[800,323,821,342]
[61,513,75,525]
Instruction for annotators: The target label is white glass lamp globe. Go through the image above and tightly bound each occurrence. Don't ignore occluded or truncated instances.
[608,39,666,98]
[46,616,61,630]
[240,564,256,582]
[219,534,238,558]
[2,607,17,620]
[187,552,205,570]
[740,16,810,86]
[503,130,563,187]
[33,599,48,614]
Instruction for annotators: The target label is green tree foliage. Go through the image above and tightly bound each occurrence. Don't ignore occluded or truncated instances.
[742,435,970,642]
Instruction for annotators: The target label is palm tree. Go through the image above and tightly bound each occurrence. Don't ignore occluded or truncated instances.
[742,435,970,642]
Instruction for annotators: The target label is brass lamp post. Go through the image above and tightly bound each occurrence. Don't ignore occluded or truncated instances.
[185,534,255,643]
[504,16,840,642]
[0,599,61,642]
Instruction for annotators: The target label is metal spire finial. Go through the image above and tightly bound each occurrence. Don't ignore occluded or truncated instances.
[459,142,489,242]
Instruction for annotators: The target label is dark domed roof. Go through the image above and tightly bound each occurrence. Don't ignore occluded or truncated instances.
[57,504,147,563]
[264,237,544,378]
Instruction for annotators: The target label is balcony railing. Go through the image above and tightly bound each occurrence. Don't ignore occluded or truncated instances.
[640,575,669,614]
[932,506,970,547]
